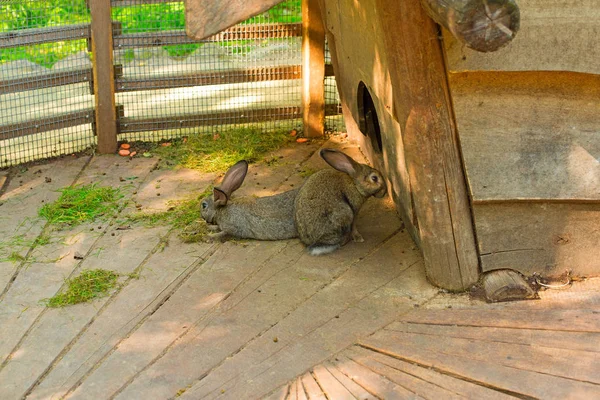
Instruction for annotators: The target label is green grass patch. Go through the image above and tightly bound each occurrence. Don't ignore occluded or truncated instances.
[151,128,294,173]
[128,187,212,243]
[39,184,123,228]
[44,269,119,308]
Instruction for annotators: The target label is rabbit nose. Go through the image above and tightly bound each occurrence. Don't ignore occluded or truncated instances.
[374,182,388,198]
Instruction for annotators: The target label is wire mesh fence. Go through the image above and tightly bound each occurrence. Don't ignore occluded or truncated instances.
[0,0,343,168]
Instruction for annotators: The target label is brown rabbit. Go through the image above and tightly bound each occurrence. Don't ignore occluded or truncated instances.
[200,160,298,241]
[294,149,387,255]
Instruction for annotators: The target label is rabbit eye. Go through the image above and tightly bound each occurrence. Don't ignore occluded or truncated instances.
[201,201,208,209]
[371,175,379,183]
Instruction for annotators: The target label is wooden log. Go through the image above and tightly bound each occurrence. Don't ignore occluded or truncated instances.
[420,0,520,52]
[89,0,118,154]
[374,0,480,290]
[185,0,287,40]
[302,0,325,137]
[481,269,536,302]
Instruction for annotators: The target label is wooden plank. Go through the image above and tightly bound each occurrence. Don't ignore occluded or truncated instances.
[301,0,325,138]
[361,331,600,399]
[117,105,340,134]
[0,24,90,49]
[399,308,600,333]
[185,0,287,40]
[300,373,326,400]
[373,0,479,290]
[296,377,308,400]
[113,23,302,48]
[421,0,519,52]
[474,203,600,277]
[311,365,355,400]
[287,379,298,400]
[0,109,94,141]
[0,69,93,95]
[262,385,289,400]
[387,321,600,353]
[450,72,600,202]
[89,0,117,154]
[331,356,418,398]
[354,346,517,400]
[115,66,303,92]
[444,0,600,74]
[323,361,377,400]
[347,346,465,400]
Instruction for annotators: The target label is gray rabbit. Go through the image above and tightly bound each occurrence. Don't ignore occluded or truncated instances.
[294,149,387,255]
[200,160,298,241]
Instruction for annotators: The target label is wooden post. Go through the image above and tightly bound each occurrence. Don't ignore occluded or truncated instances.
[375,0,480,291]
[89,0,118,154]
[420,0,520,52]
[302,0,325,137]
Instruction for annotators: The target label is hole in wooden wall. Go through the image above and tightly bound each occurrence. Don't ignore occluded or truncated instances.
[357,81,383,153]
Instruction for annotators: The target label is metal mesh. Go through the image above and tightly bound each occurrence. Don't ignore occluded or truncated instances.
[0,1,94,167]
[0,0,344,168]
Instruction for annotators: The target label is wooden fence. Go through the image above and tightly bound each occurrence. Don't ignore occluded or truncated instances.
[0,0,337,161]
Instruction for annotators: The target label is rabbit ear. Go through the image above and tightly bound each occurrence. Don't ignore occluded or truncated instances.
[213,187,228,206]
[320,149,359,176]
[219,160,248,196]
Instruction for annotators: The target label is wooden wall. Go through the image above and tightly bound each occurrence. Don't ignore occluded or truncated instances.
[446,0,600,278]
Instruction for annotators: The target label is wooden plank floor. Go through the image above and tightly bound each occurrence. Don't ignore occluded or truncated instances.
[0,136,446,400]
[267,279,600,400]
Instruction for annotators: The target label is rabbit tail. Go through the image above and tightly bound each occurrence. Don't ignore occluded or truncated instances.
[307,243,340,256]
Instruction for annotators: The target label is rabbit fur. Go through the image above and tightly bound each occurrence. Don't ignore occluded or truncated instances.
[294,148,387,255]
[200,160,298,241]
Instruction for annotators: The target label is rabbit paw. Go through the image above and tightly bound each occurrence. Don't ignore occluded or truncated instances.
[208,231,227,242]
[207,224,221,232]
[352,229,364,243]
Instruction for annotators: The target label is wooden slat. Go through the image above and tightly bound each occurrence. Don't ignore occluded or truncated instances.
[0,109,94,141]
[0,24,90,49]
[117,104,340,134]
[361,331,600,399]
[353,346,517,400]
[347,347,465,400]
[301,0,325,138]
[322,361,377,400]
[115,66,303,92]
[474,202,600,277]
[451,72,600,202]
[185,0,287,40]
[90,0,118,154]
[387,321,600,353]
[399,309,600,333]
[113,23,302,48]
[364,329,600,387]
[331,356,417,398]
[444,0,600,74]
[0,69,92,95]
[311,365,355,400]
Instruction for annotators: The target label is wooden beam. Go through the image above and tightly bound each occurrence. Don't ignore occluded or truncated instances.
[112,0,180,6]
[89,0,118,154]
[115,65,308,92]
[117,105,339,134]
[420,0,520,52]
[0,109,95,141]
[113,23,303,48]
[0,69,93,95]
[301,0,325,138]
[185,0,287,40]
[375,0,480,290]
[0,24,91,49]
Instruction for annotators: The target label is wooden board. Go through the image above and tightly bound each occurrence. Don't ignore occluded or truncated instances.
[318,0,479,290]
[451,72,600,202]
[444,0,600,74]
[474,202,600,277]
